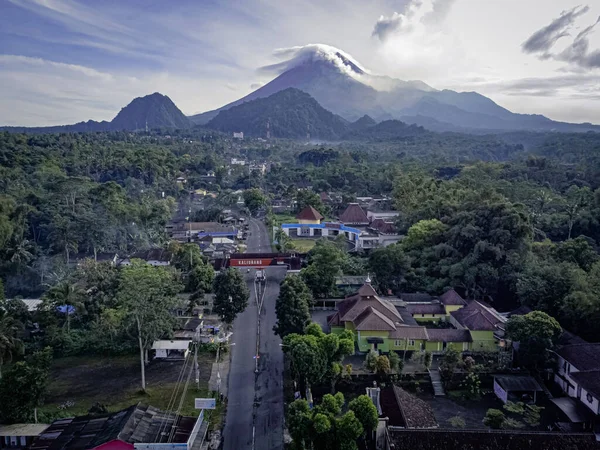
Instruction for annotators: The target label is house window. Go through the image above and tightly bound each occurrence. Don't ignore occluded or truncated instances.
[409,340,415,346]
[394,340,401,346]
[421,314,425,317]
[442,341,447,350]
[587,393,594,404]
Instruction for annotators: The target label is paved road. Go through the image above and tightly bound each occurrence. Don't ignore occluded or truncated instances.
[223,218,284,450]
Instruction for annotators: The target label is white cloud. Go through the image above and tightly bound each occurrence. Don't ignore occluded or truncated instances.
[0,55,249,126]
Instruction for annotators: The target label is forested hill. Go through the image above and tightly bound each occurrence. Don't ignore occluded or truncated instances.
[0,92,191,133]
[111,92,191,130]
[206,88,350,139]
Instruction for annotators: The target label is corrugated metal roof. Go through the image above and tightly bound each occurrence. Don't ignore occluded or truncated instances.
[0,424,50,436]
[151,340,192,350]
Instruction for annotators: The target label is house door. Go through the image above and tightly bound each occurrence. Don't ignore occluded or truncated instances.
[442,341,448,351]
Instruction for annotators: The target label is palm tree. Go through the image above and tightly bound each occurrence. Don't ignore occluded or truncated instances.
[0,311,24,379]
[45,281,86,332]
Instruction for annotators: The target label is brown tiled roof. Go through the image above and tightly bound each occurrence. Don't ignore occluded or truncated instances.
[406,303,446,315]
[336,297,360,321]
[569,370,600,399]
[399,293,435,302]
[354,307,397,331]
[339,203,369,224]
[426,329,472,343]
[556,344,600,371]
[340,297,403,324]
[370,218,397,234]
[131,249,172,262]
[357,282,378,297]
[392,385,438,429]
[451,301,504,331]
[296,206,323,221]
[319,192,330,202]
[389,326,429,340]
[340,283,403,324]
[438,289,467,306]
[327,312,341,326]
[558,330,588,346]
[507,305,533,317]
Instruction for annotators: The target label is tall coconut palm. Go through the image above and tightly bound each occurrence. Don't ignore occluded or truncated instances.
[45,281,86,332]
[0,311,24,379]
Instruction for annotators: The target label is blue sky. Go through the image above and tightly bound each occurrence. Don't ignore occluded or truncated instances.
[1,0,599,126]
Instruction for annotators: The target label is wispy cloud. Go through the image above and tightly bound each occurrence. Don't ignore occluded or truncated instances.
[522,5,600,69]
[372,0,455,41]
[0,54,247,126]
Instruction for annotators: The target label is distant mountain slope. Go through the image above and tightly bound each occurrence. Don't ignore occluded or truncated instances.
[350,115,377,131]
[206,88,350,139]
[190,43,600,134]
[343,119,427,140]
[1,93,190,133]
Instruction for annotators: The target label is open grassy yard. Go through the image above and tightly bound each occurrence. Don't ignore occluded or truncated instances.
[271,213,297,228]
[290,238,318,252]
[39,352,224,429]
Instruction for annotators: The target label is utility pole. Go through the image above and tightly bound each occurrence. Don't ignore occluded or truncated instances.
[188,208,192,244]
[194,330,200,389]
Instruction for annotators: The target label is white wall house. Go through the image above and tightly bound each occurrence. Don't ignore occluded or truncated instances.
[152,340,192,359]
[554,344,600,415]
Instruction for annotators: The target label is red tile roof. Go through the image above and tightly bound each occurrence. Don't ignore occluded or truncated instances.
[296,206,323,221]
[339,203,369,224]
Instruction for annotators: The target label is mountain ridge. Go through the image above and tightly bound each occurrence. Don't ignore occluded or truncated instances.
[190,44,600,133]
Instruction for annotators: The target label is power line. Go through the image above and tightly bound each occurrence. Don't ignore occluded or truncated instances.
[154,347,193,442]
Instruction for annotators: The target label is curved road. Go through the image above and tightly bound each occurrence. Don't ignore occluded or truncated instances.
[223,218,284,450]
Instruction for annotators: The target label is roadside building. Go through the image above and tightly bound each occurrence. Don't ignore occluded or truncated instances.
[554,344,600,417]
[326,280,506,354]
[151,340,191,359]
[30,404,205,450]
[0,424,49,449]
[118,249,172,267]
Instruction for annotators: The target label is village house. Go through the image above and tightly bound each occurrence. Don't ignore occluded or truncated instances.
[554,343,600,417]
[118,249,172,267]
[69,252,119,267]
[167,221,238,243]
[327,280,507,354]
[0,424,49,449]
[30,404,205,450]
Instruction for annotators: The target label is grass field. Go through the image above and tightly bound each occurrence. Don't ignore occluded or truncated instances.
[290,238,318,252]
[271,213,296,228]
[39,352,225,429]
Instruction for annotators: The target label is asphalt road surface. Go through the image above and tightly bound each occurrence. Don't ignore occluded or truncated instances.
[223,218,284,450]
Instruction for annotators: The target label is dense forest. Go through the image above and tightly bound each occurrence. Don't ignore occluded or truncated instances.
[1,127,600,345]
